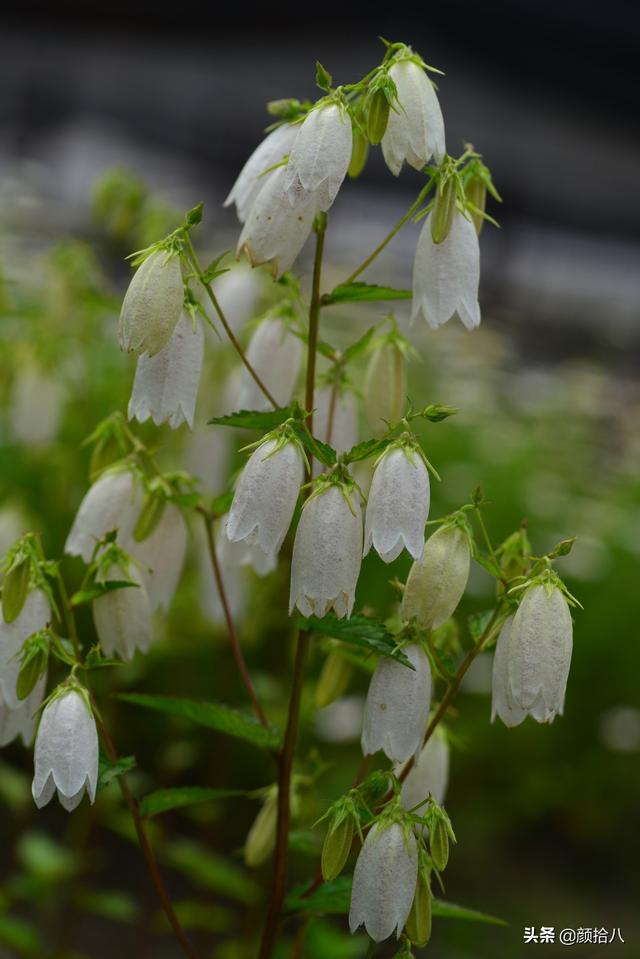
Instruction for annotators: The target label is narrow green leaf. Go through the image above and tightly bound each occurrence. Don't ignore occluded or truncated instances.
[345,436,393,464]
[117,693,280,750]
[97,753,136,792]
[322,282,412,306]
[431,899,507,926]
[299,614,414,668]
[315,61,333,92]
[71,580,139,607]
[341,326,377,363]
[208,407,293,430]
[290,422,337,467]
[139,786,248,818]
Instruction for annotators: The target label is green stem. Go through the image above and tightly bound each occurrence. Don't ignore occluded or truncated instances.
[257,212,327,959]
[182,235,279,409]
[340,179,433,286]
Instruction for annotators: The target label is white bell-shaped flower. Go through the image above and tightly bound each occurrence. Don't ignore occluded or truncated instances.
[219,518,278,578]
[0,590,51,711]
[226,436,304,558]
[212,265,262,334]
[364,446,430,563]
[364,341,407,435]
[119,249,184,357]
[93,563,153,661]
[494,586,573,726]
[382,60,445,176]
[237,166,318,278]
[65,468,142,563]
[402,524,471,630]
[285,104,353,212]
[361,643,431,762]
[126,503,188,612]
[411,210,480,331]
[0,674,46,747]
[224,123,298,223]
[349,820,418,942]
[237,317,302,411]
[127,314,204,430]
[289,482,362,619]
[32,687,99,812]
[399,728,450,811]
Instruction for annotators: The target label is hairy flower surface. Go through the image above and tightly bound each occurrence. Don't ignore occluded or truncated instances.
[224,123,298,223]
[32,688,99,812]
[381,60,445,176]
[399,729,450,811]
[364,341,407,435]
[118,249,184,357]
[349,820,418,942]
[289,483,362,619]
[364,446,430,562]
[65,468,142,563]
[237,166,318,278]
[93,563,153,661]
[411,210,480,330]
[493,586,573,726]
[362,643,431,762]
[226,437,304,557]
[402,525,471,629]
[0,590,50,711]
[127,503,188,612]
[237,317,302,411]
[128,314,204,430]
[285,104,353,212]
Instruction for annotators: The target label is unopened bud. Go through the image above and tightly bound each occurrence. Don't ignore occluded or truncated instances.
[321,813,354,881]
[429,817,449,872]
[17,642,48,701]
[364,341,407,436]
[89,434,125,481]
[430,177,457,244]
[402,525,471,630]
[316,649,353,708]
[367,89,390,145]
[348,130,369,179]
[406,869,432,946]
[133,491,166,543]
[2,559,31,624]
[244,789,278,868]
[465,175,487,235]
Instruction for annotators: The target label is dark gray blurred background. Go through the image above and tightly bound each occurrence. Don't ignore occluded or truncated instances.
[1,1,639,362]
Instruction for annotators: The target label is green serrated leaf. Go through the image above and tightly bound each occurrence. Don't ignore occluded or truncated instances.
[322,282,412,306]
[299,614,413,668]
[345,436,393,464]
[97,753,136,792]
[341,326,377,364]
[117,693,280,750]
[139,786,248,819]
[290,423,337,467]
[208,407,294,431]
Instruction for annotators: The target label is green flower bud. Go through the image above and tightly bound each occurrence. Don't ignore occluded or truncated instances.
[429,817,449,872]
[315,649,353,708]
[89,434,125,482]
[17,640,48,701]
[244,788,278,869]
[364,340,407,436]
[406,869,432,946]
[2,559,31,624]
[133,492,167,543]
[402,524,471,630]
[465,175,487,235]
[367,89,390,145]
[321,812,354,881]
[430,177,458,244]
[348,130,369,179]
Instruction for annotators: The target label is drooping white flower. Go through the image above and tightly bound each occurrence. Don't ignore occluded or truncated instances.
[127,314,204,430]
[364,446,430,563]
[10,365,66,448]
[93,562,153,661]
[399,729,450,812]
[0,590,51,711]
[289,482,362,619]
[349,820,418,942]
[126,503,188,612]
[402,524,471,629]
[212,265,263,334]
[364,340,407,435]
[0,674,46,747]
[219,518,278,578]
[382,59,445,176]
[411,210,480,330]
[119,249,184,357]
[285,104,353,212]
[237,166,318,278]
[493,586,573,727]
[32,687,99,812]
[224,124,298,223]
[237,317,302,411]
[65,468,142,563]
[361,643,431,762]
[226,436,304,558]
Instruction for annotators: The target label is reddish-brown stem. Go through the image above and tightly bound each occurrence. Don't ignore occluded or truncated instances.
[199,507,270,730]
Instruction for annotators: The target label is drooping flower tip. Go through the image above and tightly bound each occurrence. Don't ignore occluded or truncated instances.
[364,445,430,563]
[411,210,481,331]
[361,643,431,762]
[382,59,445,177]
[64,467,142,563]
[32,688,99,812]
